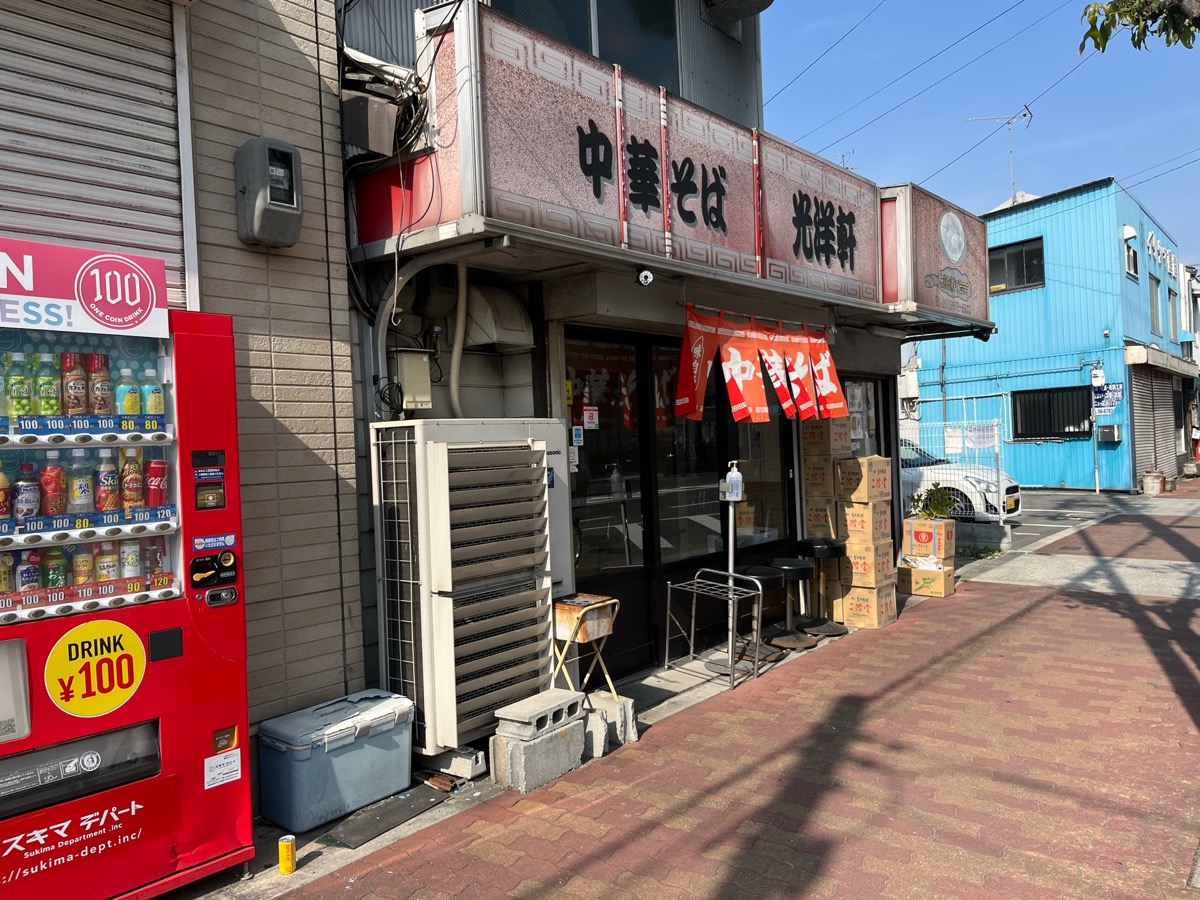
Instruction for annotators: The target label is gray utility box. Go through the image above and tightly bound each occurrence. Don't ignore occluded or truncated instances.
[258,690,414,834]
[1097,424,1121,442]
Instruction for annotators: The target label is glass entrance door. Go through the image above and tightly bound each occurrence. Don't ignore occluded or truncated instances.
[565,328,798,679]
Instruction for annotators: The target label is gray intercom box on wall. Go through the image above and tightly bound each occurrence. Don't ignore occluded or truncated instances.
[235,136,303,248]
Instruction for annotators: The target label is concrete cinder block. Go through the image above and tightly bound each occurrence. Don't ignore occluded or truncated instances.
[587,692,638,746]
[490,719,585,793]
[494,688,585,741]
[582,709,609,761]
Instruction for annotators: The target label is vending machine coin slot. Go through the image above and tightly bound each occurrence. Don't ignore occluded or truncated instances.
[189,552,238,591]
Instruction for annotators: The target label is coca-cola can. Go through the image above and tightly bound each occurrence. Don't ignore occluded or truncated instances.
[146,460,169,507]
[142,536,167,578]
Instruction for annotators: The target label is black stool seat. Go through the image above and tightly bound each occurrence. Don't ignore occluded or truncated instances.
[795,538,846,559]
[735,565,785,590]
[767,558,814,581]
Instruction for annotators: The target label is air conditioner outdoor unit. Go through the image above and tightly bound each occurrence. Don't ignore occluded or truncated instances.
[370,418,573,757]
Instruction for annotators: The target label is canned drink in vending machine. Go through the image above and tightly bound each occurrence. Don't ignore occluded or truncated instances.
[146,459,169,507]
[119,539,142,580]
[143,536,167,578]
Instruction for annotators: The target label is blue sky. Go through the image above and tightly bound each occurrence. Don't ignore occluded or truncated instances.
[760,1,1199,263]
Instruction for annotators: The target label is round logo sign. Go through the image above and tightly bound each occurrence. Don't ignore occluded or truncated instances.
[938,211,966,265]
[44,620,147,718]
[73,254,159,331]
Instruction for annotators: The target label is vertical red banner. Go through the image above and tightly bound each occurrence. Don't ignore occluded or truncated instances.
[674,306,720,420]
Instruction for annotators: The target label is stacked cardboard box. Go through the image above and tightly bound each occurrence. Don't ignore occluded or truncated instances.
[833,455,897,629]
[898,518,956,597]
[802,419,853,541]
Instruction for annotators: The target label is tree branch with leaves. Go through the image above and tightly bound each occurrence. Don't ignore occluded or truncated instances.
[1081,0,1200,50]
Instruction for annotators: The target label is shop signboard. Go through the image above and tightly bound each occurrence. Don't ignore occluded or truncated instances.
[880,185,989,323]
[1093,382,1124,415]
[0,237,168,339]
[473,7,879,308]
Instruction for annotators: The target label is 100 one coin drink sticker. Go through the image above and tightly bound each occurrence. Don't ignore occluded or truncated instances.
[44,620,147,717]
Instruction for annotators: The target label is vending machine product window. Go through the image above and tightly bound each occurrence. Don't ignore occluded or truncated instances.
[0,640,30,745]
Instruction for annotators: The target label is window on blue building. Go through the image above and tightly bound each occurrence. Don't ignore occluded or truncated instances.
[1150,274,1161,336]
[989,238,1044,294]
[1012,386,1091,440]
[1169,289,1179,342]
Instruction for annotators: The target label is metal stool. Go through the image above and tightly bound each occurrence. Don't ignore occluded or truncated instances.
[794,538,849,637]
[701,565,787,677]
[765,558,819,650]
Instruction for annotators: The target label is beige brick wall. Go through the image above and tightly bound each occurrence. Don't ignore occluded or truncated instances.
[187,0,364,723]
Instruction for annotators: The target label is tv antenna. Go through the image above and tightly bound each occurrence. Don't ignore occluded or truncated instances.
[967,106,1033,205]
[832,147,856,171]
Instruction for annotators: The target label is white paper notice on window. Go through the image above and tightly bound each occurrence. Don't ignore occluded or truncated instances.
[944,427,963,455]
[204,749,242,790]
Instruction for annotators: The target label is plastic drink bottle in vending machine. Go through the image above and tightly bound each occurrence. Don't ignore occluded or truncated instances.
[94,449,119,511]
[95,542,119,582]
[115,368,141,415]
[146,460,169,507]
[67,449,93,514]
[33,353,61,416]
[13,463,39,526]
[120,449,144,514]
[41,546,67,588]
[0,466,9,521]
[0,552,13,593]
[141,368,165,416]
[119,539,141,579]
[88,353,113,415]
[40,451,67,516]
[62,352,88,415]
[71,543,95,585]
[5,353,31,418]
[15,551,41,592]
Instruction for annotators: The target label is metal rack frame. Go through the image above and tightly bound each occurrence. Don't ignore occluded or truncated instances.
[663,568,766,689]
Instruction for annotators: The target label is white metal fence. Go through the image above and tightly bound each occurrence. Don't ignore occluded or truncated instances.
[897,418,1013,523]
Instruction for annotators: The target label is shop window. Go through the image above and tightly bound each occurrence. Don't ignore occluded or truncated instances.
[988,238,1044,294]
[1169,288,1179,342]
[1150,274,1161,336]
[492,0,679,93]
[489,0,591,52]
[1011,386,1091,440]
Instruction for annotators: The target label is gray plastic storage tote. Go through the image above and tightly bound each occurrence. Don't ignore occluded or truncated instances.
[258,690,414,833]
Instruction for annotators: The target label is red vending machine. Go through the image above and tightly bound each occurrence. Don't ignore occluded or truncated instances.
[0,237,254,898]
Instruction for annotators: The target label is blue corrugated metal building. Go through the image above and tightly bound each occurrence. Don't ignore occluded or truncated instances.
[912,178,1195,491]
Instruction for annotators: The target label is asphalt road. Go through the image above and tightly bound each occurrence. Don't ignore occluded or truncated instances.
[1002,488,1144,552]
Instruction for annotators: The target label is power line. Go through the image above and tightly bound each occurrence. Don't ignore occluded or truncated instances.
[764,0,890,108]
[1121,146,1200,181]
[797,0,1031,143]
[919,48,1098,186]
[815,0,1074,155]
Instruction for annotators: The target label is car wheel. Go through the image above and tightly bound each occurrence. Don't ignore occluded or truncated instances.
[946,488,975,522]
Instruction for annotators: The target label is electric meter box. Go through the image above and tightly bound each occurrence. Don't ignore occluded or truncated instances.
[235,136,303,248]
[258,690,414,833]
[1097,424,1121,442]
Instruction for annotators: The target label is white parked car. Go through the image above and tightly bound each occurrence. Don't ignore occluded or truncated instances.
[898,438,1021,522]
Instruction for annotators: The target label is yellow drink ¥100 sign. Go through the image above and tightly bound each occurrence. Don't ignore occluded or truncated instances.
[45,620,147,717]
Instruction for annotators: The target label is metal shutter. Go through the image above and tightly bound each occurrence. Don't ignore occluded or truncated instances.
[0,0,185,305]
[1153,372,1179,479]
[1132,366,1156,480]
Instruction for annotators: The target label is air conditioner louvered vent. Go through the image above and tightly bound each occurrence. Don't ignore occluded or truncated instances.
[371,421,561,757]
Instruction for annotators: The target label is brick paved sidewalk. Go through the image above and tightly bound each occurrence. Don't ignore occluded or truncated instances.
[286,583,1200,899]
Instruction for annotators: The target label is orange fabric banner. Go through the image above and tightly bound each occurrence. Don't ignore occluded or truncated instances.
[775,326,818,421]
[674,306,720,419]
[806,330,848,418]
[719,318,770,423]
[761,325,799,419]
